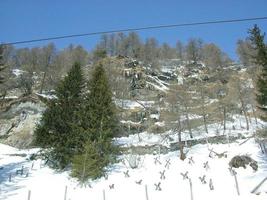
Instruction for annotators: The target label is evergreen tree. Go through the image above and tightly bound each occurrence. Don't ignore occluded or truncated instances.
[71,62,118,181]
[71,141,108,181]
[249,25,267,120]
[84,62,118,142]
[34,62,84,169]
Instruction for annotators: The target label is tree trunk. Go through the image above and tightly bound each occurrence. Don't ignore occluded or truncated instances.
[251,105,258,125]
[39,71,47,94]
[203,114,208,134]
[239,93,249,130]
[200,86,208,134]
[243,110,250,130]
[185,104,193,138]
[178,117,182,142]
[223,106,226,131]
[178,117,186,160]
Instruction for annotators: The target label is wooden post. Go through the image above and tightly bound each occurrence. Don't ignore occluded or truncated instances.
[189,178,193,200]
[251,177,267,194]
[27,190,31,200]
[145,185,149,200]
[259,143,264,154]
[103,189,106,200]
[227,129,231,147]
[263,143,267,154]
[232,170,240,196]
[64,186,68,200]
[9,173,12,182]
[21,166,24,175]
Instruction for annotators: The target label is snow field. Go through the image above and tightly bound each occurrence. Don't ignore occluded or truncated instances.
[1,138,267,200]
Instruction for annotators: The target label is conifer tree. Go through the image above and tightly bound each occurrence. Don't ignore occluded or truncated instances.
[34,62,84,169]
[249,25,267,120]
[71,62,118,180]
[71,141,108,181]
[84,62,118,142]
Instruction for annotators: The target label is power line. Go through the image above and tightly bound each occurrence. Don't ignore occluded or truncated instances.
[2,16,267,45]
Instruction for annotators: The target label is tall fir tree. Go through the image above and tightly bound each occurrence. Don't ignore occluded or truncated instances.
[249,25,267,121]
[84,62,118,142]
[71,62,118,180]
[34,62,84,169]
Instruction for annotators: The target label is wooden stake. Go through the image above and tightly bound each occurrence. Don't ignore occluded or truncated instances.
[64,186,68,200]
[251,177,267,194]
[103,189,106,200]
[145,185,149,200]
[27,190,31,200]
[189,178,193,200]
[9,173,12,182]
[232,170,240,196]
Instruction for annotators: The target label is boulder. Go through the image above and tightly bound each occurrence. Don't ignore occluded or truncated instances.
[229,155,258,171]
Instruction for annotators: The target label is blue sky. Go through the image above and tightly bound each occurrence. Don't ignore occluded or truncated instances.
[1,0,267,60]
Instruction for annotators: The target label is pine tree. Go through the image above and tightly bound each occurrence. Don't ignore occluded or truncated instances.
[249,25,267,121]
[34,62,84,169]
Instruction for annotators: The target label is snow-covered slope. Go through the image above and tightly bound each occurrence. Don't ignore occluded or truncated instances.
[0,138,266,200]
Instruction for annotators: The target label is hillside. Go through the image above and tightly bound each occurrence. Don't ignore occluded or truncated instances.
[0,56,267,199]
[0,127,267,200]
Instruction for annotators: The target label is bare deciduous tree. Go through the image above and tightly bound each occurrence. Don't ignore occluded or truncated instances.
[202,43,231,69]
[186,38,203,63]
[236,39,256,66]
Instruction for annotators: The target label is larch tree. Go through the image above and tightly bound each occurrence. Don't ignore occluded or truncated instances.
[186,38,203,63]
[39,43,56,94]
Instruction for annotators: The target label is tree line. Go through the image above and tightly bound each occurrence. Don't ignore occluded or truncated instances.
[2,30,261,99]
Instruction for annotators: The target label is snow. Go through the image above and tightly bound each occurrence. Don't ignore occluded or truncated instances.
[150,114,160,120]
[146,75,169,92]
[177,75,184,85]
[244,78,254,89]
[146,81,168,92]
[12,69,24,77]
[36,93,57,99]
[155,121,165,127]
[189,98,219,109]
[161,66,175,74]
[120,120,141,126]
[115,131,166,147]
[180,114,202,121]
[3,96,18,100]
[0,115,266,200]
[1,139,267,200]
[115,99,154,110]
[116,114,266,148]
